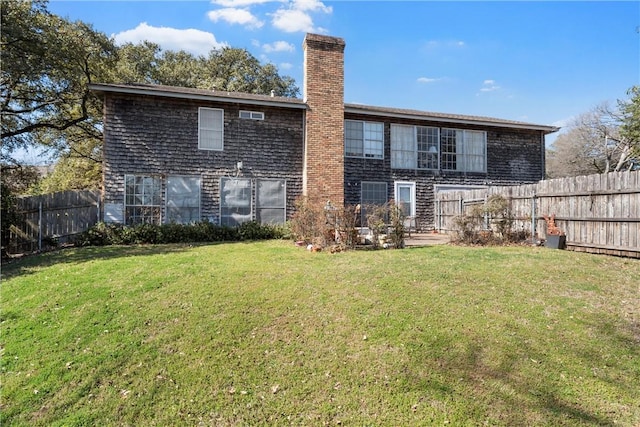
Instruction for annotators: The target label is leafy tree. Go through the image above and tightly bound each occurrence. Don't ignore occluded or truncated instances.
[546,88,640,178]
[2,1,300,194]
[1,0,116,164]
[200,48,298,97]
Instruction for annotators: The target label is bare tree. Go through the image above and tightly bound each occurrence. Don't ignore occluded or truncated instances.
[547,89,640,178]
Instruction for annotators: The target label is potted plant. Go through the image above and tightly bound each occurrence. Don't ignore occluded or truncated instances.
[543,214,566,249]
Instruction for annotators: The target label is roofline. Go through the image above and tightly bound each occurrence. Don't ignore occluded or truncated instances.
[89,84,559,134]
[345,104,560,134]
[88,83,308,110]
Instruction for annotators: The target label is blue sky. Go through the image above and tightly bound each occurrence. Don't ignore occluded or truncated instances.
[47,0,639,143]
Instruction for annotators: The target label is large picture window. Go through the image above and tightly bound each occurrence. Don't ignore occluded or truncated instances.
[417,126,439,170]
[392,125,485,172]
[345,120,384,159]
[199,107,223,150]
[124,175,162,225]
[360,181,388,226]
[166,176,201,224]
[390,124,415,169]
[220,178,287,226]
[257,179,286,225]
[220,177,252,227]
[441,129,486,172]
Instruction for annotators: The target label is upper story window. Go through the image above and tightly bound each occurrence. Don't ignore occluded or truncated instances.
[441,129,486,173]
[198,107,223,150]
[240,110,264,120]
[345,120,384,159]
[391,124,485,172]
[417,126,439,169]
[391,124,439,170]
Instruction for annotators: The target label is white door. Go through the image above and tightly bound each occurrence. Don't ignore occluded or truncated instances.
[394,181,415,217]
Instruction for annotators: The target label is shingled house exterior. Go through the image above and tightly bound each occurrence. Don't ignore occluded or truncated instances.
[90,33,558,230]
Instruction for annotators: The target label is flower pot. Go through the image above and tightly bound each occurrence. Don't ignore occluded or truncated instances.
[545,235,566,250]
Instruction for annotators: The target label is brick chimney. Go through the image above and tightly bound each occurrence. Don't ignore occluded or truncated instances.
[302,33,346,207]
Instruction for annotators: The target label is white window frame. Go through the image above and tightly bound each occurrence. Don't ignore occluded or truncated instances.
[124,174,162,225]
[416,126,439,170]
[240,110,265,120]
[394,181,416,217]
[345,120,384,159]
[220,177,252,227]
[256,179,287,225]
[390,124,416,169]
[361,181,388,226]
[165,176,201,224]
[441,128,487,173]
[198,107,224,151]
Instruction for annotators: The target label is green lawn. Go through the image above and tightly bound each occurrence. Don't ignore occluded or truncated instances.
[2,241,639,426]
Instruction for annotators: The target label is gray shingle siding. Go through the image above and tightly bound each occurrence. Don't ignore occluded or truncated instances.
[103,93,304,223]
[342,114,546,229]
[100,90,550,230]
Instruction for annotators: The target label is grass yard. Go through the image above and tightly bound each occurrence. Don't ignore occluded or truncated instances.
[1,241,639,426]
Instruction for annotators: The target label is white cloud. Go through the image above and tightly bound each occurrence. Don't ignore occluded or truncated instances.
[263,40,295,53]
[271,9,315,32]
[424,39,466,49]
[293,0,332,13]
[417,77,443,84]
[271,0,332,33]
[480,79,500,92]
[113,22,225,56]
[211,0,271,6]
[279,62,293,70]
[207,8,264,29]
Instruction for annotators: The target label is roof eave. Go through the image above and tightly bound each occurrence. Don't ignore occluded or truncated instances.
[345,104,559,134]
[88,83,308,110]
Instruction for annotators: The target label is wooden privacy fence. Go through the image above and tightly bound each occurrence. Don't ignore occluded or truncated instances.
[435,170,640,258]
[6,190,100,255]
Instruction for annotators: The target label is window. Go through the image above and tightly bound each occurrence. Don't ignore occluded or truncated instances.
[391,125,439,170]
[441,129,486,172]
[390,124,415,169]
[361,182,387,226]
[125,175,162,225]
[220,178,288,226]
[240,110,264,120]
[199,107,223,150]
[257,179,286,225]
[220,177,252,227]
[345,120,384,159]
[464,130,486,172]
[166,176,201,224]
[441,129,458,171]
[392,125,485,172]
[417,126,439,169]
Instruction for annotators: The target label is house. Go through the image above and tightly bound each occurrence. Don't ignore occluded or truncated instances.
[90,33,558,230]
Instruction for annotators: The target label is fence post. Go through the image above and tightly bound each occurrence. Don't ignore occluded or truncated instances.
[531,194,537,244]
[38,200,43,251]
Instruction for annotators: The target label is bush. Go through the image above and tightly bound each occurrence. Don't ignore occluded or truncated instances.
[450,195,529,245]
[289,197,326,244]
[76,220,286,247]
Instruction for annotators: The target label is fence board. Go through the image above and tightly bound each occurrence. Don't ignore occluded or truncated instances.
[6,190,100,254]
[436,170,640,258]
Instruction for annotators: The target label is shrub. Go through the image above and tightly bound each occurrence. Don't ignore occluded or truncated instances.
[450,195,529,245]
[388,202,406,249]
[289,197,326,244]
[76,220,286,247]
